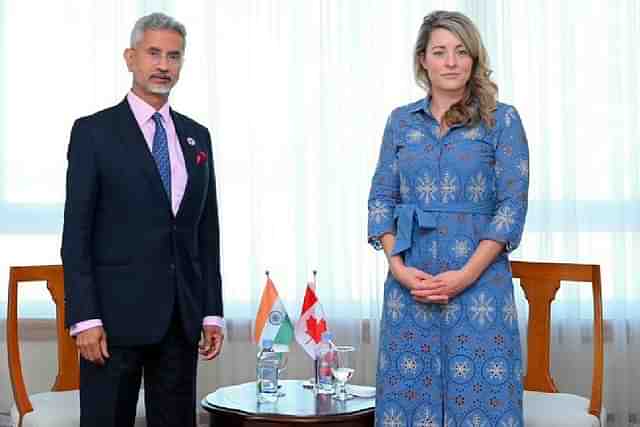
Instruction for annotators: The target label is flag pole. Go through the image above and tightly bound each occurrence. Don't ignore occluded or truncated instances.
[312,269,319,392]
[256,270,269,346]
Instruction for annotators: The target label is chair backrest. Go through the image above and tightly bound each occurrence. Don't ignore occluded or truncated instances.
[6,265,79,419]
[510,261,603,417]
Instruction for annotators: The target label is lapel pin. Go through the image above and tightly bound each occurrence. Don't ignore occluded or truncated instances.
[187,137,196,146]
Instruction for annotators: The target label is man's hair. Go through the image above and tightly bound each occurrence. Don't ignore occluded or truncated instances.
[130,12,187,50]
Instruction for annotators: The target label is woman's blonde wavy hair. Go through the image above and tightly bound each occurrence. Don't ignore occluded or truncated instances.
[414,11,498,128]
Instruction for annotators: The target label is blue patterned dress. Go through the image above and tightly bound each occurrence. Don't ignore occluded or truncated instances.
[368,98,529,427]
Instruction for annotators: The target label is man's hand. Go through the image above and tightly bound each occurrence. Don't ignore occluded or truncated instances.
[75,326,109,365]
[199,325,224,360]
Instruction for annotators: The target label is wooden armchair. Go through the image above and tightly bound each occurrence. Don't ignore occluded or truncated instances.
[6,265,145,427]
[511,261,605,427]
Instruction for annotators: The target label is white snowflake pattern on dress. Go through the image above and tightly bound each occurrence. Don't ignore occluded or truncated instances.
[512,360,523,382]
[452,360,472,380]
[452,240,471,258]
[442,302,461,326]
[463,413,489,427]
[390,160,400,175]
[400,175,410,199]
[413,405,440,427]
[504,107,516,128]
[517,159,528,177]
[386,288,405,322]
[440,172,458,203]
[486,360,507,381]
[449,355,475,384]
[466,172,487,203]
[429,241,438,259]
[407,129,425,142]
[414,303,436,324]
[433,357,442,375]
[502,294,517,328]
[382,407,406,427]
[463,127,482,140]
[492,206,516,232]
[369,201,390,224]
[400,354,418,376]
[379,351,388,372]
[416,173,438,204]
[469,293,496,327]
[499,416,520,427]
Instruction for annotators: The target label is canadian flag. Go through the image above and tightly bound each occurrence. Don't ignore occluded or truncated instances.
[294,280,329,360]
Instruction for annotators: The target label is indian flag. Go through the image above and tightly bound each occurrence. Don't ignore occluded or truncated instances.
[254,277,294,351]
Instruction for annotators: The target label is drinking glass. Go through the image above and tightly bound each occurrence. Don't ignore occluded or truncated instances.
[331,345,355,400]
[275,351,288,397]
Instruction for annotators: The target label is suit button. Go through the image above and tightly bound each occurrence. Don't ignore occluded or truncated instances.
[169,263,176,272]
[172,225,177,231]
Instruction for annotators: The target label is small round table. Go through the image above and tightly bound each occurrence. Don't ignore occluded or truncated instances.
[201,379,375,426]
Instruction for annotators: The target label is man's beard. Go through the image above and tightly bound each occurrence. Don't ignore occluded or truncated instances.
[146,82,173,95]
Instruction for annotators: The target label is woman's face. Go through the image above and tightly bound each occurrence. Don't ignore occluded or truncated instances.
[420,28,473,96]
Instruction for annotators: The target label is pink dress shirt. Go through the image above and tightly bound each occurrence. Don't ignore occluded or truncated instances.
[70,91,224,336]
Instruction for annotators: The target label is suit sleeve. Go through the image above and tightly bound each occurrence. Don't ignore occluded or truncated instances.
[199,129,223,318]
[61,118,102,328]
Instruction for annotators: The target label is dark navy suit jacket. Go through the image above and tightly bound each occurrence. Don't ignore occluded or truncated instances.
[61,98,223,346]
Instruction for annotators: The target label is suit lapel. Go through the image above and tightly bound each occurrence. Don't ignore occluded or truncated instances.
[116,99,172,210]
[171,109,198,218]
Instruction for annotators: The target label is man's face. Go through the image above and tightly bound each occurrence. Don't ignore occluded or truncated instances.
[124,29,184,98]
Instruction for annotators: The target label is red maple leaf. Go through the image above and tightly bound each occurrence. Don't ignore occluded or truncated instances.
[306,315,327,344]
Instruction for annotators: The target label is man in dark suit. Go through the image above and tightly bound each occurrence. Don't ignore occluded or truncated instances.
[61,12,224,427]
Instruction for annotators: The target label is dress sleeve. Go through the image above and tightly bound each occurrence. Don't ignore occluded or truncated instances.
[367,112,401,250]
[480,106,529,253]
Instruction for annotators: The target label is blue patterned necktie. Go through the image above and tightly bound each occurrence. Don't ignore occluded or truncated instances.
[151,112,171,201]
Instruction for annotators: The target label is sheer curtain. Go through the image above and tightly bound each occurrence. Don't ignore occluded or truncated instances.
[0,2,138,317]
[491,2,640,426]
[1,1,638,425]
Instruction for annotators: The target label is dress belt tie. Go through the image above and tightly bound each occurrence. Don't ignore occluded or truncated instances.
[390,203,494,256]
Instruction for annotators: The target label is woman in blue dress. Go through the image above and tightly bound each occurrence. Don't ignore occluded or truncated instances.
[368,11,529,427]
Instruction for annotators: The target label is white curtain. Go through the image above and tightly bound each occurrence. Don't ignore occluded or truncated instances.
[494,2,640,427]
[1,1,638,425]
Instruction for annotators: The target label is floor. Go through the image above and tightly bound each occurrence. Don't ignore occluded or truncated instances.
[0,412,209,427]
